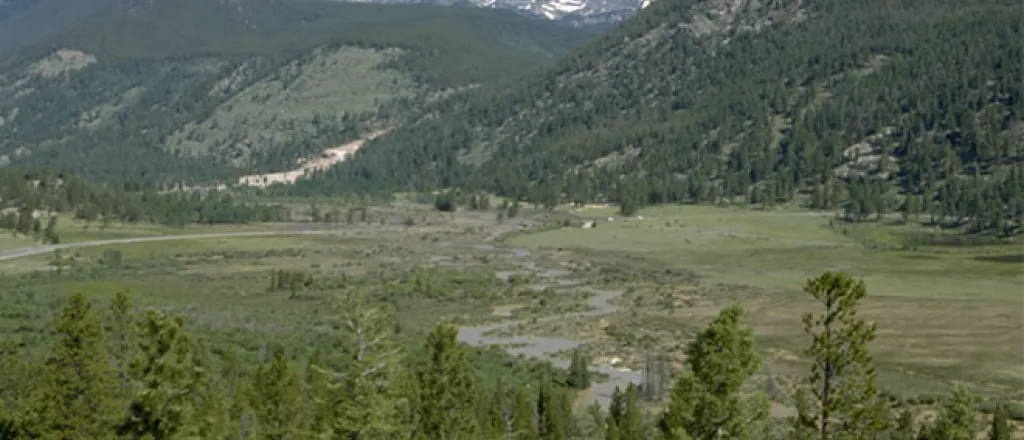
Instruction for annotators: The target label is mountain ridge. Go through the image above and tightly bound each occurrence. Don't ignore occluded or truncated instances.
[0,0,626,57]
[0,0,595,183]
[287,0,1024,235]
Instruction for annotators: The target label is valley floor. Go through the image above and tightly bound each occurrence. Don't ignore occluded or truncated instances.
[508,204,1024,401]
[0,201,1020,416]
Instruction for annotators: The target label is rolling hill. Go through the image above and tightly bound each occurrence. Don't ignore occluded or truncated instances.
[291,0,1024,235]
[0,0,596,183]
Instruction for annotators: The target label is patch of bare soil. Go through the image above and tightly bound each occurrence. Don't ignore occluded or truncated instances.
[26,49,97,78]
[237,130,387,187]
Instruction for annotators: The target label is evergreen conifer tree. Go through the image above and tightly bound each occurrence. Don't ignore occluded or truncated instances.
[989,403,1014,440]
[567,348,591,389]
[119,310,211,439]
[253,349,302,440]
[416,323,482,439]
[328,288,408,438]
[29,293,119,440]
[619,384,646,440]
[512,387,538,440]
[791,272,889,440]
[659,301,766,440]
[919,385,979,440]
[537,379,567,440]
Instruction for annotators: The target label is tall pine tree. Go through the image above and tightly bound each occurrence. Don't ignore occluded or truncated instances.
[119,310,213,439]
[791,272,889,440]
[327,288,408,438]
[253,349,302,440]
[416,323,482,439]
[28,293,119,440]
[659,301,767,440]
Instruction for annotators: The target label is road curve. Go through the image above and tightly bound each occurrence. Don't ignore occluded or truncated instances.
[0,228,639,407]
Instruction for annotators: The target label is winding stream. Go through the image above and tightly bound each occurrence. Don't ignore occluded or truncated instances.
[0,228,641,407]
[457,243,641,407]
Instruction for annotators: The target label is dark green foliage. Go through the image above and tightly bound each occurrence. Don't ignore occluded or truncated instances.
[604,385,646,440]
[619,384,645,440]
[0,168,290,238]
[0,418,18,440]
[24,0,591,82]
[507,200,521,218]
[892,410,917,440]
[659,302,766,440]
[434,191,458,212]
[511,386,539,440]
[27,292,119,439]
[566,348,591,389]
[292,0,1024,236]
[252,348,303,439]
[537,379,568,440]
[989,403,1014,440]
[416,323,483,438]
[268,269,312,298]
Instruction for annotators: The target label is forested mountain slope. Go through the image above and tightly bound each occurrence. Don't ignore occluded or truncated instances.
[295,0,1024,235]
[0,0,594,184]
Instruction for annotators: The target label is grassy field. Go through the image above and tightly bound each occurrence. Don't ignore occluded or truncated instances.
[508,204,1024,399]
[0,205,590,389]
[2,201,1020,418]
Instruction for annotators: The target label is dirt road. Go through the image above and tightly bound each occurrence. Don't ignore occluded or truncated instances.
[237,130,388,187]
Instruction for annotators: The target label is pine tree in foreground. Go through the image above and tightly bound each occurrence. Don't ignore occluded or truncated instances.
[791,272,890,440]
[28,292,120,440]
[619,384,645,440]
[417,323,482,439]
[537,379,567,440]
[328,288,408,438]
[918,385,978,440]
[511,386,538,440]
[119,309,211,439]
[659,301,767,440]
[988,403,1015,440]
[253,349,303,440]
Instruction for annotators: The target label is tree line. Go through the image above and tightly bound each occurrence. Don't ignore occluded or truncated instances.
[0,168,290,244]
[0,271,1017,439]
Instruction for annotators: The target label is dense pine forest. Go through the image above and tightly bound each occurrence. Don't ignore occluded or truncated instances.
[289,0,1024,236]
[0,272,1018,439]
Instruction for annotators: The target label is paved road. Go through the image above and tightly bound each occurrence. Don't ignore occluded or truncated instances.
[0,228,640,407]
[0,230,350,262]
